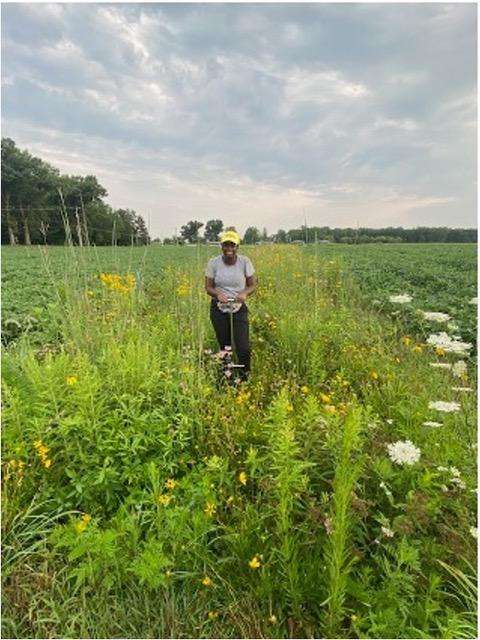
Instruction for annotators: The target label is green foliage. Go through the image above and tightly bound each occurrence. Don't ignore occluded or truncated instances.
[1,138,150,246]
[1,244,477,638]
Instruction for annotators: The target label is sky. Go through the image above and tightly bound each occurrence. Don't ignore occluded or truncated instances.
[1,2,477,238]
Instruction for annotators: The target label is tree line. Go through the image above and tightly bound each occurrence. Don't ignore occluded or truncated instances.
[1,138,150,246]
[159,220,477,245]
[2,139,475,246]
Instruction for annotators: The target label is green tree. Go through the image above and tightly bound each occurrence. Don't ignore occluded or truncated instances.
[1,138,60,245]
[204,219,223,242]
[180,220,204,243]
[243,226,260,244]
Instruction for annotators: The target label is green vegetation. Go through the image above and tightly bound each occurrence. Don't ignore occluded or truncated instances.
[309,243,478,349]
[2,244,477,638]
[1,138,150,246]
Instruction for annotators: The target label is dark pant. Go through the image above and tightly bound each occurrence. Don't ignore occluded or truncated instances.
[210,300,251,378]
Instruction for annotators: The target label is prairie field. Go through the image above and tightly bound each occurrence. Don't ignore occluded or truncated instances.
[1,243,478,639]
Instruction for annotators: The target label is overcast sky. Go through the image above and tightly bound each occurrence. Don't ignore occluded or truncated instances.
[2,2,477,238]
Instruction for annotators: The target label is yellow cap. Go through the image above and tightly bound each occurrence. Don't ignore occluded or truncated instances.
[220,230,240,245]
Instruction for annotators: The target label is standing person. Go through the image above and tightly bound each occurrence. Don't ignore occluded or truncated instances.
[205,230,256,380]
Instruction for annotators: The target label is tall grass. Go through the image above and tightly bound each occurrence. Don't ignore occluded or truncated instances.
[2,242,477,638]
[323,408,364,637]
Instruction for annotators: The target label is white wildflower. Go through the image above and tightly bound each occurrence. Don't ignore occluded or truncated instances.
[387,440,421,466]
[422,311,451,323]
[441,485,449,493]
[386,419,393,425]
[423,421,442,427]
[452,360,468,378]
[429,363,452,369]
[449,467,460,477]
[447,322,459,331]
[437,466,449,472]
[469,297,478,305]
[451,386,472,392]
[428,400,461,413]
[389,294,412,304]
[379,481,393,497]
[470,527,478,538]
[381,526,395,538]
[426,332,472,355]
[451,478,466,489]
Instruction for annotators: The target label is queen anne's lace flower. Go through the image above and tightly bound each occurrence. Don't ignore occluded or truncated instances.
[423,421,442,427]
[387,440,421,466]
[422,311,451,322]
[447,322,460,331]
[389,294,412,304]
[428,400,461,413]
[426,332,472,355]
[452,360,468,378]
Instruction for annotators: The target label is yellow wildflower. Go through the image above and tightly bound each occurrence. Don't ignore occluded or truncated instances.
[204,502,216,517]
[324,404,337,414]
[66,376,78,386]
[412,345,423,354]
[43,459,52,469]
[269,615,277,624]
[226,495,234,506]
[320,393,331,404]
[165,478,176,490]
[74,514,91,534]
[248,555,261,569]
[177,283,190,297]
[286,403,294,412]
[370,371,378,380]
[157,494,172,506]
[300,385,309,394]
[208,611,219,620]
[402,336,411,346]
[436,347,446,357]
[202,576,213,587]
[238,471,247,486]
[236,391,251,405]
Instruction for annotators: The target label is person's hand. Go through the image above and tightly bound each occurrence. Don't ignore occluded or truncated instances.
[217,292,230,303]
[235,292,247,303]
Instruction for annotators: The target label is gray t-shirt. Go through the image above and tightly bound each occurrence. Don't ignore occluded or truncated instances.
[205,254,255,297]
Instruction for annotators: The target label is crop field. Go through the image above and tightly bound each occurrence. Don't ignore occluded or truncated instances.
[1,243,478,639]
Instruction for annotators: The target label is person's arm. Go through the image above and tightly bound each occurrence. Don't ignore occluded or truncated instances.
[205,277,229,302]
[235,275,256,303]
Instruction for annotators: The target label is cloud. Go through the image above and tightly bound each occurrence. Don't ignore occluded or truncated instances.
[2,2,476,236]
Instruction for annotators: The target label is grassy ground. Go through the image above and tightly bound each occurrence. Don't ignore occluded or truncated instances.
[2,244,477,638]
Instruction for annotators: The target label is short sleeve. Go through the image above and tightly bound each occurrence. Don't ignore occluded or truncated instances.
[244,257,255,277]
[205,259,215,279]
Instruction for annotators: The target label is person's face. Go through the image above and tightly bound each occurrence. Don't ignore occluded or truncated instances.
[221,241,237,259]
